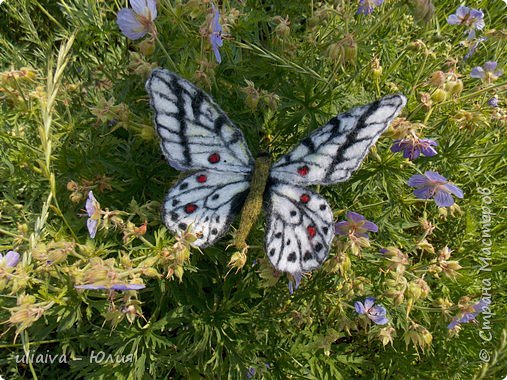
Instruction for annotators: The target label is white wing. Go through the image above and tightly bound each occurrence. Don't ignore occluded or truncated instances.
[146,68,254,173]
[270,94,407,185]
[162,171,250,247]
[264,182,334,274]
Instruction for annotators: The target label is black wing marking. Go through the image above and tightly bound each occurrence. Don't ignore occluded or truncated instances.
[270,94,407,185]
[146,68,254,173]
[264,181,334,273]
[162,171,250,247]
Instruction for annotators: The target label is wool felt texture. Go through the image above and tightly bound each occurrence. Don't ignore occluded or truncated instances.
[146,68,407,275]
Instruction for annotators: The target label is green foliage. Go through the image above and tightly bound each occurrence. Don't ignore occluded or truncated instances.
[0,0,506,379]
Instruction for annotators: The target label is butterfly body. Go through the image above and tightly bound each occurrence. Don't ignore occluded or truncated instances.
[146,68,406,276]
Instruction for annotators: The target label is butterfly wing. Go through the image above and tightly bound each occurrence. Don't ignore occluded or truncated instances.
[264,182,334,273]
[265,94,406,274]
[146,68,254,173]
[269,94,407,185]
[162,170,250,247]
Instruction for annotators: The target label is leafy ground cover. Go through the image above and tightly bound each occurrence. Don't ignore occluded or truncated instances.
[0,0,506,378]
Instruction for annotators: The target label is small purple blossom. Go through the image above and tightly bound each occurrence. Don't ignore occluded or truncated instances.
[85,191,100,239]
[357,0,384,15]
[75,283,145,291]
[470,61,503,83]
[447,6,485,39]
[335,212,378,239]
[463,37,486,61]
[288,272,302,295]
[355,297,388,325]
[210,4,223,63]
[448,299,490,329]
[0,250,20,268]
[408,171,464,207]
[487,97,499,108]
[116,0,157,40]
[391,136,438,160]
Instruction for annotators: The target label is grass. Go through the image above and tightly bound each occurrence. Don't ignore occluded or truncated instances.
[0,0,506,379]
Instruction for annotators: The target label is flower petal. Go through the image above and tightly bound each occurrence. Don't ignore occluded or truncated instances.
[407,174,428,187]
[355,301,366,314]
[130,0,157,19]
[444,183,464,198]
[362,221,378,233]
[413,187,433,200]
[5,250,20,267]
[87,218,98,239]
[424,171,447,182]
[364,297,376,309]
[347,211,365,223]
[434,190,454,207]
[334,221,350,235]
[470,66,485,79]
[117,8,148,40]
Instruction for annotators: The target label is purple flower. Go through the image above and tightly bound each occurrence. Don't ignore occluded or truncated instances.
[246,367,256,379]
[448,299,490,329]
[288,272,302,295]
[355,297,388,325]
[487,97,499,107]
[408,171,464,207]
[447,6,485,39]
[464,37,487,60]
[75,283,145,291]
[85,191,100,239]
[391,137,438,160]
[335,212,378,239]
[116,0,157,40]
[357,0,384,15]
[210,4,223,63]
[0,250,20,268]
[470,61,503,83]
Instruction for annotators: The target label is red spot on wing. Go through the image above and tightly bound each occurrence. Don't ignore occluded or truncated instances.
[297,165,309,176]
[184,203,197,214]
[208,153,220,164]
[307,226,316,238]
[300,194,310,203]
[197,174,207,183]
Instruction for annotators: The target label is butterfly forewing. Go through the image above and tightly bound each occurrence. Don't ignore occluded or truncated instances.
[146,68,254,173]
[270,94,407,185]
[265,182,334,273]
[162,171,251,247]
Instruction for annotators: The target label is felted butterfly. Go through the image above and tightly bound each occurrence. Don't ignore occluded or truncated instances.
[146,68,406,276]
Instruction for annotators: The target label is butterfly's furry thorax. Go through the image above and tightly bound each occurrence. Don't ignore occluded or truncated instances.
[232,155,272,251]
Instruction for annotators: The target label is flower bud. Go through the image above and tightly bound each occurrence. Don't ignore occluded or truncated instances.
[431,88,448,103]
[429,71,445,87]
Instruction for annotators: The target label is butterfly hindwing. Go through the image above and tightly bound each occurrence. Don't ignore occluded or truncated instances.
[270,94,407,185]
[163,171,250,247]
[264,182,334,273]
[146,68,254,173]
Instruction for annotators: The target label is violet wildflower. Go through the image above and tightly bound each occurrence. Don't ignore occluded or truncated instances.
[355,297,388,325]
[0,250,20,268]
[357,0,384,15]
[447,6,485,39]
[470,61,503,83]
[487,97,499,108]
[448,299,489,329]
[408,171,464,207]
[117,0,157,40]
[335,212,378,239]
[210,3,223,63]
[391,136,438,160]
[463,37,487,60]
[288,272,302,295]
[85,191,101,239]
